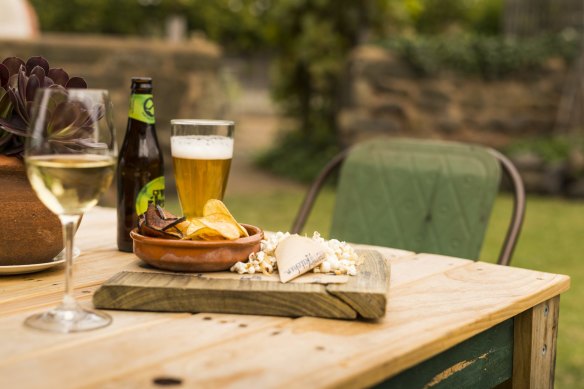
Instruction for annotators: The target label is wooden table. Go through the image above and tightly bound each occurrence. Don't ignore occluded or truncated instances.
[0,207,570,388]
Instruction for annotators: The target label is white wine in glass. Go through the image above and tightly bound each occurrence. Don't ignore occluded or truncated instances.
[24,88,117,333]
[27,155,115,215]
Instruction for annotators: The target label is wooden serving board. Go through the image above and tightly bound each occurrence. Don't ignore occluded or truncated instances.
[93,250,390,320]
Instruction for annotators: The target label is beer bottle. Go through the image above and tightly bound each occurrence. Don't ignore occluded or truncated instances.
[116,77,165,252]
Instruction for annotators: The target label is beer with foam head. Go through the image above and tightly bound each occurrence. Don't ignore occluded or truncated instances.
[171,120,234,218]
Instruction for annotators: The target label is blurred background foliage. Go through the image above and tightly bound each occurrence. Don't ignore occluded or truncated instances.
[403,0,504,35]
[31,0,397,181]
[29,0,507,44]
[383,33,580,80]
[29,0,582,182]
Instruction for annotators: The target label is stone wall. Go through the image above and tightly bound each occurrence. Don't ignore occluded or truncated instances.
[0,34,227,203]
[339,45,565,149]
[339,45,584,197]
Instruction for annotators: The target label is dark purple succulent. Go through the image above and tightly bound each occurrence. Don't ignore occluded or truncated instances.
[0,56,88,156]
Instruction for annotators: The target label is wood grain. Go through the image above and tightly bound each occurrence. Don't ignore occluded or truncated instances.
[328,249,390,319]
[83,261,569,389]
[0,307,188,366]
[0,254,138,316]
[0,208,571,389]
[92,250,390,319]
[0,312,289,389]
[512,296,560,389]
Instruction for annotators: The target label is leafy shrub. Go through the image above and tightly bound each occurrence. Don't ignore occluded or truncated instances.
[255,132,340,183]
[29,0,392,183]
[382,33,581,80]
[505,135,584,163]
[406,0,504,35]
[259,1,391,182]
[29,0,273,51]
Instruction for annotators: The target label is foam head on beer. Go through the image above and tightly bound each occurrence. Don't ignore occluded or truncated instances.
[171,135,233,160]
[171,135,234,219]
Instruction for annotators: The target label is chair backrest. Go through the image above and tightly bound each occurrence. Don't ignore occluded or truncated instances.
[291,138,525,265]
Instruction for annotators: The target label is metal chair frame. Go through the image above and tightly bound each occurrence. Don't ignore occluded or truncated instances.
[291,144,525,266]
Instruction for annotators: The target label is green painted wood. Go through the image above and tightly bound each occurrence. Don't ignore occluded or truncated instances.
[330,138,501,260]
[375,319,513,389]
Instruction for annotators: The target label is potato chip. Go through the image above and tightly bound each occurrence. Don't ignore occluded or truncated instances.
[174,218,203,240]
[197,213,241,240]
[203,199,249,237]
[186,226,221,240]
[140,203,185,238]
[139,200,249,241]
[199,232,226,241]
[163,226,184,239]
[173,220,189,237]
[203,199,228,216]
[141,223,175,239]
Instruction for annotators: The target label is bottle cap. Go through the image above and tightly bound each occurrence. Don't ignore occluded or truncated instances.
[131,77,153,90]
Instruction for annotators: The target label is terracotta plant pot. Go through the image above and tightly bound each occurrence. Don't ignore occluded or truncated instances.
[0,155,63,266]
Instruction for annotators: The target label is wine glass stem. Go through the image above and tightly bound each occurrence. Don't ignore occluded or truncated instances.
[59,214,81,308]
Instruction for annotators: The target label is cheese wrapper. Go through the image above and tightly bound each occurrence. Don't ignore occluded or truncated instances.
[275,235,326,283]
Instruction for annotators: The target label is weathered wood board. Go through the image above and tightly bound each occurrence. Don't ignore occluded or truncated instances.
[378,319,514,388]
[93,250,390,320]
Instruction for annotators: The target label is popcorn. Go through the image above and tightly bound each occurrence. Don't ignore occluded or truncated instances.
[230,231,360,277]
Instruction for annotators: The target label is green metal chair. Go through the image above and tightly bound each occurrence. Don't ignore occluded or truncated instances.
[291,138,525,265]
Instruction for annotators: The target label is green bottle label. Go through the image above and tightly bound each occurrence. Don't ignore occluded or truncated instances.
[129,94,155,124]
[135,176,165,215]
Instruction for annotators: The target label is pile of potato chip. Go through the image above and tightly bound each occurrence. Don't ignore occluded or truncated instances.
[138,199,249,241]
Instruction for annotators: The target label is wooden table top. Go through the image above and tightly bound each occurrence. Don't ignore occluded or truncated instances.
[0,207,570,388]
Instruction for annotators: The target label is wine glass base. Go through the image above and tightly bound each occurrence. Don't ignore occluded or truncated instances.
[54,246,81,261]
[24,306,112,333]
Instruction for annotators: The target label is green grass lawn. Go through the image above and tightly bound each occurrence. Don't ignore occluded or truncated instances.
[219,190,584,388]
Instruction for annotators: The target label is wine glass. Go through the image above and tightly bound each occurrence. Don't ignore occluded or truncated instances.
[24,88,117,333]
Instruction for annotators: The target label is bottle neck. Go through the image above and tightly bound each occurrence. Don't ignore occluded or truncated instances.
[131,87,152,94]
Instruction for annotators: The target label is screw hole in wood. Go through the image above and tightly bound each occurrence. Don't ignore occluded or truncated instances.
[152,376,183,386]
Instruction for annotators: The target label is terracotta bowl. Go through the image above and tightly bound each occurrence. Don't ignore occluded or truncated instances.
[130,224,263,272]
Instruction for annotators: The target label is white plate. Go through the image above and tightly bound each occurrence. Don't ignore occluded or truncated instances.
[0,248,81,276]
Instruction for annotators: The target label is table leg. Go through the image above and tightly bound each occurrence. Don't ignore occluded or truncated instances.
[512,296,560,389]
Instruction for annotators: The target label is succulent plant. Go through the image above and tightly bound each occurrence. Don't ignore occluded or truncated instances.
[0,56,89,156]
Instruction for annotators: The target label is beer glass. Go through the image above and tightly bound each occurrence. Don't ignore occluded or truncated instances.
[171,119,234,218]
